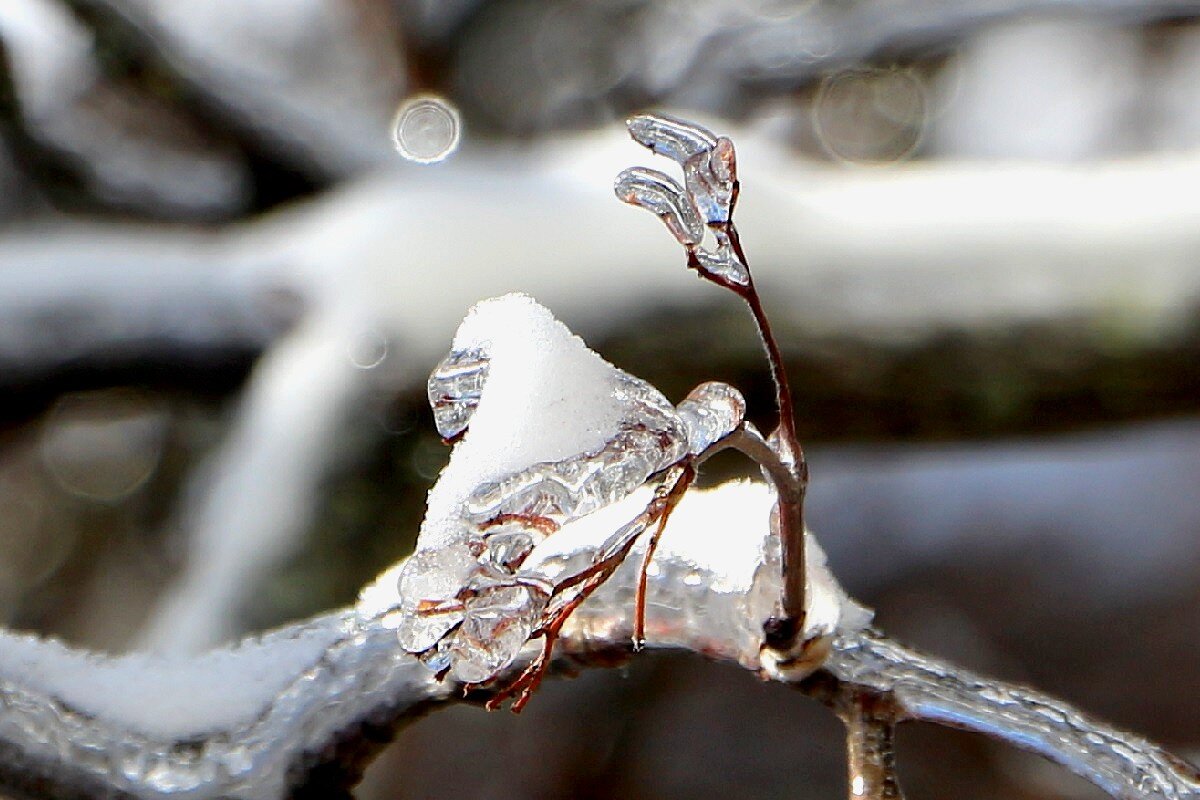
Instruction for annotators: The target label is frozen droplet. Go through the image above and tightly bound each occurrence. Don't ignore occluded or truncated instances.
[448,586,543,683]
[397,545,478,609]
[427,348,489,440]
[614,166,704,246]
[391,96,462,164]
[419,640,454,674]
[398,610,464,654]
[481,525,540,571]
[677,381,746,454]
[627,113,717,164]
[395,545,478,652]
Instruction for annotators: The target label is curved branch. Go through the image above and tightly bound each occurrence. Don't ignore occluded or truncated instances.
[1,534,1196,800]
[820,631,1200,800]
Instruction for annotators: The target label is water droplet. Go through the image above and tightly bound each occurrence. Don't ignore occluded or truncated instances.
[391,96,461,164]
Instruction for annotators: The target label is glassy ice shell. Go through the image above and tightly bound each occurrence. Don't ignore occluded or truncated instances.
[465,373,687,524]
[427,348,489,440]
[448,586,545,683]
[677,381,745,455]
[395,545,477,652]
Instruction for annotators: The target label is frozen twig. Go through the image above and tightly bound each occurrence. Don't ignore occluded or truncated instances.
[0,536,1196,799]
[617,113,812,656]
[834,689,905,800]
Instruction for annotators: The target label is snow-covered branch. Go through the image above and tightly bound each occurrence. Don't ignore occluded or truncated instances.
[1,519,1196,800]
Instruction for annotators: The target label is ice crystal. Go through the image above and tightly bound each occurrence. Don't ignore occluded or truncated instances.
[616,114,748,285]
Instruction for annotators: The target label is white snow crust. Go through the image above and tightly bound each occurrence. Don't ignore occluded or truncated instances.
[0,623,341,739]
[417,293,627,549]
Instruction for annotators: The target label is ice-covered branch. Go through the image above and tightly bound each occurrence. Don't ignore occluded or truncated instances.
[1,507,1195,799]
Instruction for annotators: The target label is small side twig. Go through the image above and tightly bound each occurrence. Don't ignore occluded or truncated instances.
[834,689,906,800]
[616,113,810,651]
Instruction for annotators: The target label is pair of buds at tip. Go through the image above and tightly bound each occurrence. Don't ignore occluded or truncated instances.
[615,114,749,289]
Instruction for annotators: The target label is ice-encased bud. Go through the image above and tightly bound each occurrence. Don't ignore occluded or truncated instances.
[481,524,540,572]
[692,229,749,286]
[677,381,746,455]
[448,586,545,683]
[614,167,704,246]
[627,113,718,164]
[396,545,478,652]
[683,136,737,224]
[427,347,489,440]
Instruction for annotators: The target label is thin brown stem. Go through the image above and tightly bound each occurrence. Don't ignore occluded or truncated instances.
[486,467,693,710]
[634,465,694,650]
[838,689,906,800]
[724,222,809,644]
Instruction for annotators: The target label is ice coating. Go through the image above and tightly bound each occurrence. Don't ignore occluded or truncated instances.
[426,347,487,441]
[613,166,704,246]
[677,381,746,455]
[360,295,758,686]
[419,293,631,548]
[616,115,750,286]
[387,294,707,683]
[0,622,340,740]
[627,113,717,165]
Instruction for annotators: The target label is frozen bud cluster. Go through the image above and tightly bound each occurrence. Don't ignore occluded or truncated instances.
[616,114,749,287]
[383,295,746,686]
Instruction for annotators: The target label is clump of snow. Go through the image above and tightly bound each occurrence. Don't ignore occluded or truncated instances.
[0,623,341,739]
[360,293,633,614]
[418,293,628,549]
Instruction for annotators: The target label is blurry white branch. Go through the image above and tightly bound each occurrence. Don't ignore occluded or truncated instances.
[5,147,1200,373]
[693,0,1200,95]
[1,535,1197,800]
[7,146,1200,655]
[137,313,377,653]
